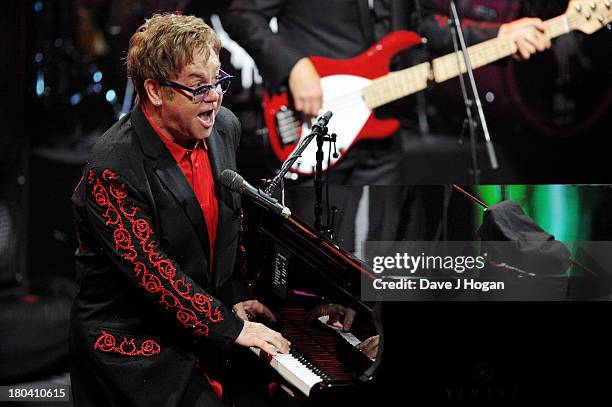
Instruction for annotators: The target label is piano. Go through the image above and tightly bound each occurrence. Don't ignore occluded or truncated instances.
[241,200,383,402]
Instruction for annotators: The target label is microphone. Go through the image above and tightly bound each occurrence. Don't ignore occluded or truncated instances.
[310,111,333,135]
[220,169,291,218]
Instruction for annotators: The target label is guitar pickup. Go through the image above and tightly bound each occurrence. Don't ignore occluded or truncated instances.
[275,108,300,146]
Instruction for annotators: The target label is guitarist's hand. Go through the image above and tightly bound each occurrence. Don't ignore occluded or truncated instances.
[498,18,551,60]
[289,57,323,117]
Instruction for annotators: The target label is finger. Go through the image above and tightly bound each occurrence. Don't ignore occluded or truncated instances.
[327,312,340,325]
[257,339,278,356]
[521,34,538,50]
[526,32,548,52]
[264,330,290,354]
[523,40,537,55]
[534,20,546,33]
[331,321,344,329]
[364,340,377,356]
[342,309,356,332]
[294,96,305,115]
[356,336,371,351]
[516,38,535,60]
[306,98,319,117]
[234,306,249,321]
[270,337,290,354]
[535,32,551,50]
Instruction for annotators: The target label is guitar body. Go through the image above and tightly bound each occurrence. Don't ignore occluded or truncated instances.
[263,31,422,175]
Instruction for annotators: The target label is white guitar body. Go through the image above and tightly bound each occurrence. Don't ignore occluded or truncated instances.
[291,75,372,175]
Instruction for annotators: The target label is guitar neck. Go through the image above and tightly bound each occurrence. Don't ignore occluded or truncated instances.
[363,14,573,109]
[433,14,572,83]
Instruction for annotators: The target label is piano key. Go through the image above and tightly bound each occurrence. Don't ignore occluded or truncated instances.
[250,347,324,396]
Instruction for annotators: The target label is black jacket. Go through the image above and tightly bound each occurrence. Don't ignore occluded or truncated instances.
[70,105,249,406]
[224,0,500,91]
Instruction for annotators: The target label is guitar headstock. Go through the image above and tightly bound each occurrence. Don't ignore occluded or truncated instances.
[566,0,612,34]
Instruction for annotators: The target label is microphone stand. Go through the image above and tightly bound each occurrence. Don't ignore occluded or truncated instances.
[264,111,332,196]
[264,112,336,236]
[314,130,336,234]
[449,0,498,184]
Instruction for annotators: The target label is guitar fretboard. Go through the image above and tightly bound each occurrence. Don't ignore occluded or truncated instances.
[433,15,572,83]
[362,14,575,110]
[362,62,431,109]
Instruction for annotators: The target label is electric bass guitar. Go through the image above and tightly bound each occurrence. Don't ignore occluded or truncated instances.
[262,0,612,175]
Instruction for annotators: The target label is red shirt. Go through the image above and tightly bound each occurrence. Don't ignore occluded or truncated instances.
[142,106,218,267]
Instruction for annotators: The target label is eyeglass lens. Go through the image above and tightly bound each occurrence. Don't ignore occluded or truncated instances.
[192,79,231,103]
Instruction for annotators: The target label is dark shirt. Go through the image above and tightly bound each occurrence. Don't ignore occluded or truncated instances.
[224,0,500,91]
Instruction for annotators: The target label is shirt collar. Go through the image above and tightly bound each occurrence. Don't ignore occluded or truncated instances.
[141,104,207,163]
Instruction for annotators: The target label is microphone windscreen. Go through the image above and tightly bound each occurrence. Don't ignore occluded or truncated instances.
[220,169,243,192]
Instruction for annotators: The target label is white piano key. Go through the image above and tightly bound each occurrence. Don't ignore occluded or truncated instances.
[250,347,323,396]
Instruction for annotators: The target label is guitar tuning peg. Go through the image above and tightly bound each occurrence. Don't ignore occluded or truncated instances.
[590,2,597,10]
[575,4,582,12]
[605,0,611,9]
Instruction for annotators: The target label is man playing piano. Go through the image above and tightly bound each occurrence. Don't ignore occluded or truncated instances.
[70,13,289,407]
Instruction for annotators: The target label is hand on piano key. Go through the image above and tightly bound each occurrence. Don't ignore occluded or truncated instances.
[305,303,356,332]
[233,299,277,323]
[235,320,291,356]
[355,335,380,359]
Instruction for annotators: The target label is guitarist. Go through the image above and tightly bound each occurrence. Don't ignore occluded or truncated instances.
[224,0,550,185]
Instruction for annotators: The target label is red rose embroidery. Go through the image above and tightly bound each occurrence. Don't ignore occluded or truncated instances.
[142,273,162,294]
[140,340,161,356]
[88,169,224,337]
[119,338,138,355]
[176,309,197,327]
[94,331,116,352]
[157,259,176,280]
[93,331,161,357]
[173,278,192,299]
[191,293,212,316]
[133,218,151,241]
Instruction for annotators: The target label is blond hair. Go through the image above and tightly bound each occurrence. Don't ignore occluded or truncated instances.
[126,13,221,100]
